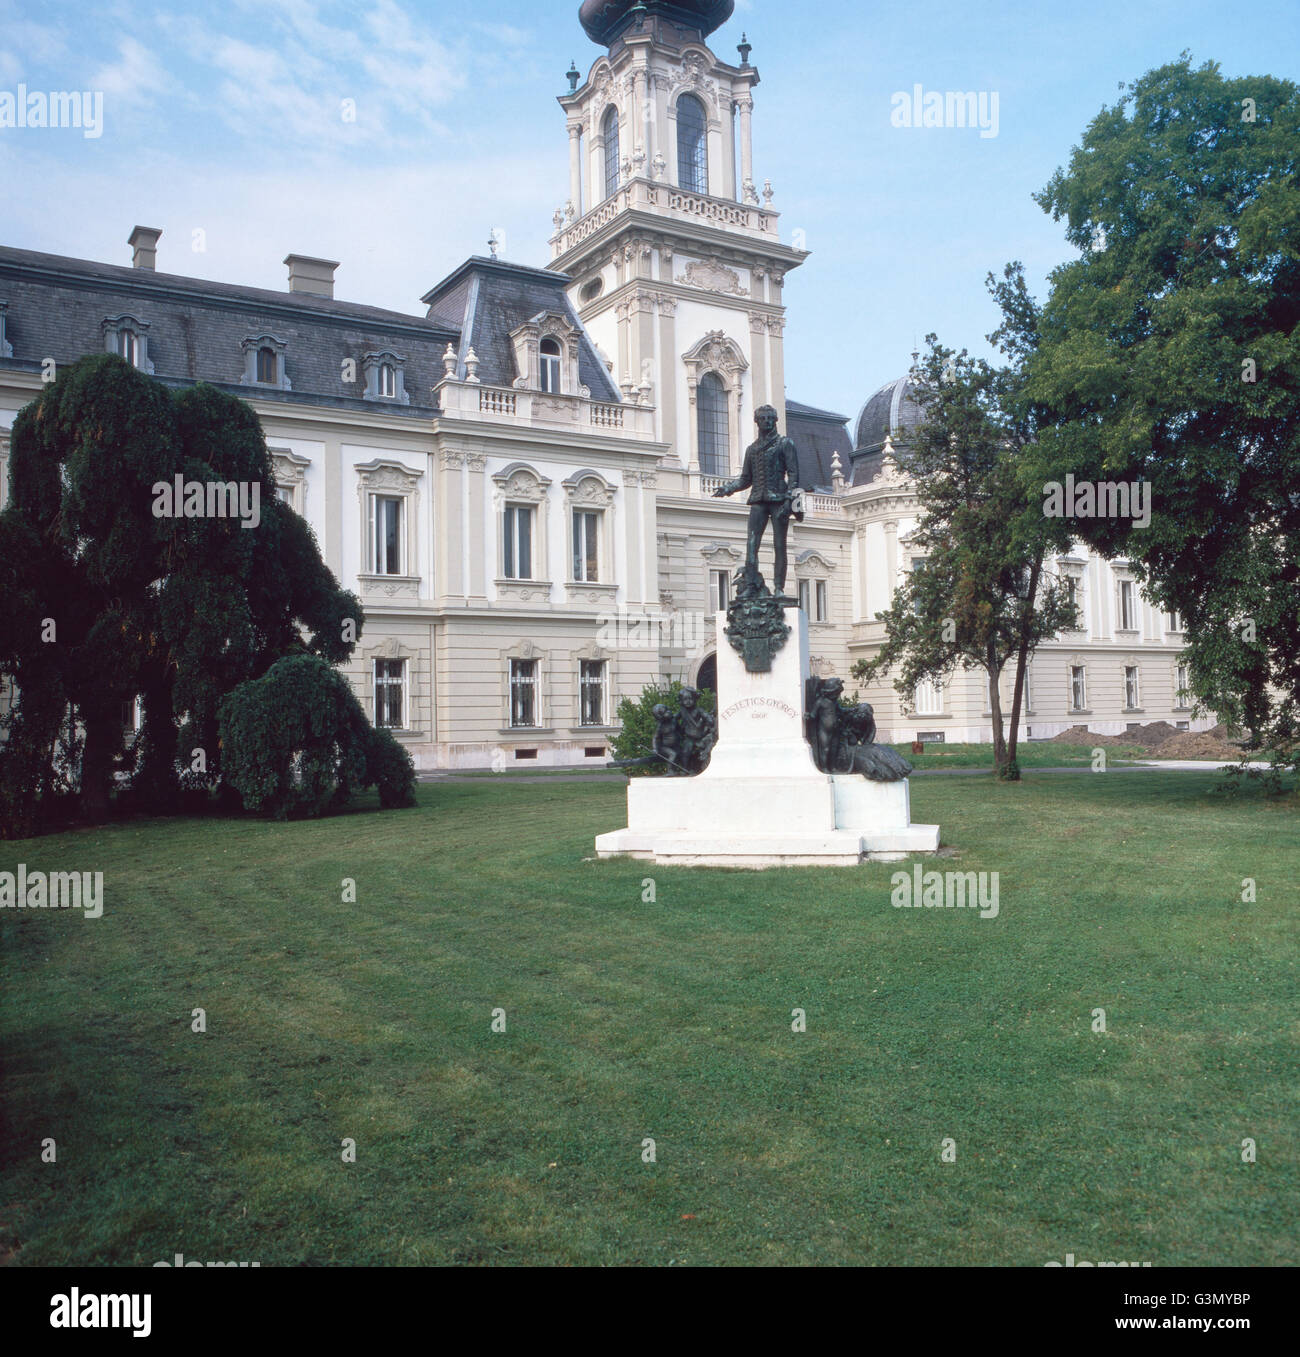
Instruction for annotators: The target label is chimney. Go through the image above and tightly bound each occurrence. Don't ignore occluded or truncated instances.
[284,254,339,299]
[129,225,162,270]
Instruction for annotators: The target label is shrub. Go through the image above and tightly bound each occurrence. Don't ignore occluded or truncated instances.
[609,678,717,775]
[366,727,417,809]
[219,654,402,818]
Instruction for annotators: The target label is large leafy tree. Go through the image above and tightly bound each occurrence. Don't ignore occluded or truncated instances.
[852,317,1075,780]
[0,355,366,835]
[1022,55,1300,754]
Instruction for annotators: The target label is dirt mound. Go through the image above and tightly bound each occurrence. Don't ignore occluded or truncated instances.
[1148,732,1247,761]
[1203,722,1245,744]
[1130,720,1182,747]
[1048,725,1144,747]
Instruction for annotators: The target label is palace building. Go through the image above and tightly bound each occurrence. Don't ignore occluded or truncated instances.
[0,0,1209,770]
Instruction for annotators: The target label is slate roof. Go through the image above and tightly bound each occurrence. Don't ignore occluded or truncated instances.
[421,256,620,403]
[853,374,924,454]
[0,244,462,414]
[784,398,851,492]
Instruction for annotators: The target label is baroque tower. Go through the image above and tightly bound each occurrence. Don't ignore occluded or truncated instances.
[551,0,807,485]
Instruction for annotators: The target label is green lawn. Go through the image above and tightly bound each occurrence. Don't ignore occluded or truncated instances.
[895,741,1150,769]
[1,771,1295,1266]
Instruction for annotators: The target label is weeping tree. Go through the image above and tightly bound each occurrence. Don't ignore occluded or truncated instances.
[0,354,395,836]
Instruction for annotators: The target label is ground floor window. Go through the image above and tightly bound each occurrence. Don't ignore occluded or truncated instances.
[579,659,606,726]
[510,658,538,727]
[1124,665,1141,710]
[1070,664,1087,711]
[913,677,943,716]
[375,659,406,729]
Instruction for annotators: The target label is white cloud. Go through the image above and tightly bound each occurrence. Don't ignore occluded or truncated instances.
[90,37,172,107]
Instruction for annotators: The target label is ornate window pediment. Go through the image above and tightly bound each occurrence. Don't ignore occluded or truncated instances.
[509,311,587,397]
[795,549,835,576]
[682,331,747,385]
[269,447,311,513]
[700,542,743,568]
[562,469,616,508]
[493,462,551,502]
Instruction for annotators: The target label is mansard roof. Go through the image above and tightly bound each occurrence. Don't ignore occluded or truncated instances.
[421,256,620,402]
[0,244,458,413]
[785,398,851,492]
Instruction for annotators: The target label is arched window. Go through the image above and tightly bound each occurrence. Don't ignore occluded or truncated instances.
[697,371,729,476]
[602,105,620,200]
[256,346,278,384]
[539,338,562,394]
[677,93,708,194]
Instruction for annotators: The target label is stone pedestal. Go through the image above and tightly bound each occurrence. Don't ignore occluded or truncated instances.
[595,608,940,866]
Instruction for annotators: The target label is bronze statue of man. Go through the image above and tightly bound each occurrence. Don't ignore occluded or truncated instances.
[711,404,803,599]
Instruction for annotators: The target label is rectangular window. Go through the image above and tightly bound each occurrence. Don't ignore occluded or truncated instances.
[797,579,811,614]
[374,659,405,729]
[573,510,599,582]
[1119,578,1136,630]
[510,658,538,727]
[1070,664,1087,711]
[911,556,926,616]
[1124,664,1140,709]
[1175,663,1190,709]
[913,678,943,716]
[275,484,293,505]
[372,495,403,575]
[1065,573,1081,623]
[579,659,605,726]
[815,579,828,622]
[1168,610,1183,633]
[504,505,533,580]
[712,569,730,613]
[118,330,138,365]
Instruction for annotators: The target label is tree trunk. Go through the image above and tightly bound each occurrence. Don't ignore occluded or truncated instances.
[986,642,1007,773]
[78,709,117,823]
[1004,554,1045,782]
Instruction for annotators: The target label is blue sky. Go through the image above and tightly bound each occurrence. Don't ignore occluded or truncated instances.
[2,0,1297,423]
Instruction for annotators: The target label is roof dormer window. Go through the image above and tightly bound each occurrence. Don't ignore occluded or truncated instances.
[0,300,13,359]
[101,315,154,374]
[362,350,410,404]
[508,312,586,399]
[240,334,292,391]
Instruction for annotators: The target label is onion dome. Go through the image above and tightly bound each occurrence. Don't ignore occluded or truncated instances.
[579,1,735,47]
